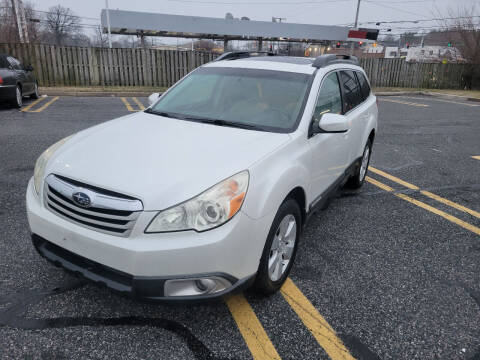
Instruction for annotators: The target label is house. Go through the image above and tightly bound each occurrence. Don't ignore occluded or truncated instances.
[405,46,463,63]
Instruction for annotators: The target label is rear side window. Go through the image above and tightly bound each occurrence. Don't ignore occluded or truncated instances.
[356,72,371,100]
[7,56,22,70]
[339,70,363,112]
[313,72,343,119]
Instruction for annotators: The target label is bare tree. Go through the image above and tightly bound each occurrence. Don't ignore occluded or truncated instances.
[93,25,108,47]
[436,5,480,88]
[0,0,20,42]
[44,5,80,45]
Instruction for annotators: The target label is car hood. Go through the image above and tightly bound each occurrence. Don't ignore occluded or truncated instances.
[46,112,290,210]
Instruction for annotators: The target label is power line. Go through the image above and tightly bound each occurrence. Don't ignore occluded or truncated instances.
[338,15,480,26]
[167,0,349,4]
[363,0,429,18]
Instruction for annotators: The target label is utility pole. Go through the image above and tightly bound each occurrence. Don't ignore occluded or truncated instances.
[10,0,29,43]
[105,0,112,48]
[350,0,361,55]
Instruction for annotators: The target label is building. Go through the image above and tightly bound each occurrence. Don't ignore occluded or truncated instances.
[405,46,463,63]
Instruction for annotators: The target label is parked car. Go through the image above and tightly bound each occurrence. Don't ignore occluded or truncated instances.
[26,53,377,300]
[0,53,39,108]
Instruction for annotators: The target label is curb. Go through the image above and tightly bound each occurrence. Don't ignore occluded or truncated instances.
[374,91,423,96]
[375,90,480,102]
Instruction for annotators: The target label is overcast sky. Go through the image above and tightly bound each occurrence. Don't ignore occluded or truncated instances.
[31,0,477,39]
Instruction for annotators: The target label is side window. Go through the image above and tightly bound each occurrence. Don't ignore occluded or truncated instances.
[356,72,371,101]
[313,72,342,120]
[7,57,22,70]
[339,70,363,113]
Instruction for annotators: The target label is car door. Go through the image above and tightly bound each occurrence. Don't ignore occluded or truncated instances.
[307,71,351,204]
[7,56,31,93]
[338,70,366,162]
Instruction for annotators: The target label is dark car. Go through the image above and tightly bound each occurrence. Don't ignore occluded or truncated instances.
[0,53,39,108]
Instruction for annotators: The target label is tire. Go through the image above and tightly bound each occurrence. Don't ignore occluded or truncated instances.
[30,83,39,99]
[253,198,302,295]
[11,85,22,108]
[346,139,372,189]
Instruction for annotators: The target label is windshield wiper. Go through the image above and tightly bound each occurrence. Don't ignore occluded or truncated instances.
[183,116,260,130]
[144,108,184,119]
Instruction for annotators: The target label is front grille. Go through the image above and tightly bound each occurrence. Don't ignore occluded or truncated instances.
[44,174,143,237]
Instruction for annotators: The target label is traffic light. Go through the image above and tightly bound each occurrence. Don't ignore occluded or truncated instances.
[336,42,341,48]
[447,42,452,47]
[406,42,410,49]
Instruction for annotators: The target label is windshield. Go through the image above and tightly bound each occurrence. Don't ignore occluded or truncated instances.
[150,67,312,132]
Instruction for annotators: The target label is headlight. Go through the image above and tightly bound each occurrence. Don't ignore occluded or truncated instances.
[33,136,72,194]
[146,171,249,233]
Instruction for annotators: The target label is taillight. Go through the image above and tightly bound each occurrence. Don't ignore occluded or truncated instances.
[0,75,3,84]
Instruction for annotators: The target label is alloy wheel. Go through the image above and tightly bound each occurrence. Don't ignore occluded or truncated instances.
[268,214,297,282]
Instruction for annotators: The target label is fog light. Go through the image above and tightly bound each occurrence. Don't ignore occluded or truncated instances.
[164,276,232,297]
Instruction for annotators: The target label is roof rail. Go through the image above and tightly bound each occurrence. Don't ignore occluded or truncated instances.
[312,54,359,68]
[215,51,276,61]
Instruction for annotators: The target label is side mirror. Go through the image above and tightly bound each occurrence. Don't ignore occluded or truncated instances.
[318,113,350,133]
[25,64,34,72]
[148,92,160,106]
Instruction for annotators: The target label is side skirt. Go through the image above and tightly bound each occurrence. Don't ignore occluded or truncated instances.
[304,156,362,226]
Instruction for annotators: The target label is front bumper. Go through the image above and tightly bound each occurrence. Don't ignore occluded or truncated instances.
[32,234,254,300]
[27,178,273,300]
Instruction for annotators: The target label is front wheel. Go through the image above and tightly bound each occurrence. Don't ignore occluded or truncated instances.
[346,139,372,189]
[253,198,301,295]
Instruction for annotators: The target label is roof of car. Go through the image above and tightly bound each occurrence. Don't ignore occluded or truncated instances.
[204,57,317,74]
[204,54,362,74]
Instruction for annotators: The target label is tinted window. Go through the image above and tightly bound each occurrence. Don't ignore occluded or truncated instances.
[0,56,10,68]
[339,70,363,112]
[152,67,312,132]
[314,72,342,119]
[7,56,22,70]
[356,72,371,100]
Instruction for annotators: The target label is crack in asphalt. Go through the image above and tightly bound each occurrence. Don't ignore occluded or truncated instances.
[0,280,237,360]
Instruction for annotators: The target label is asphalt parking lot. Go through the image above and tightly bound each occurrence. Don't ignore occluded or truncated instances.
[0,93,479,360]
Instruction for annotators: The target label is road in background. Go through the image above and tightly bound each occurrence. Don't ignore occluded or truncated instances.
[0,95,479,359]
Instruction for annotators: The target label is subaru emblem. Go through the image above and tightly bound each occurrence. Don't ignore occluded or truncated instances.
[72,192,91,208]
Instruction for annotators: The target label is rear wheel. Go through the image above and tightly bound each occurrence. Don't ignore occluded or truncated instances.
[30,83,39,99]
[346,139,371,189]
[11,85,22,108]
[253,198,301,295]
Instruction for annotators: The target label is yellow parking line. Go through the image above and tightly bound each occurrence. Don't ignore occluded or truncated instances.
[20,97,46,112]
[369,167,419,190]
[419,190,480,219]
[280,278,355,360]
[225,294,281,360]
[29,96,59,113]
[366,177,480,235]
[369,166,480,219]
[120,97,135,112]
[131,97,145,110]
[379,98,428,107]
[472,156,480,160]
[365,176,394,192]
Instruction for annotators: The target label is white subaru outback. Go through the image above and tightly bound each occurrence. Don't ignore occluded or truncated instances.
[26,53,377,300]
